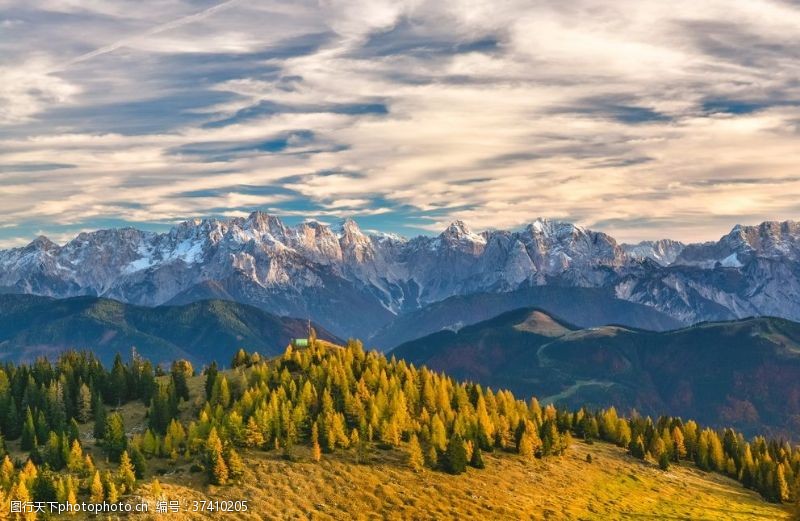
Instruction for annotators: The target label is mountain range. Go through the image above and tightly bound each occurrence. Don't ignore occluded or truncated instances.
[391,307,800,437]
[1,212,799,348]
[0,293,338,366]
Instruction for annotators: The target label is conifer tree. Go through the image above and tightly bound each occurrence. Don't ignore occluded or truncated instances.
[210,451,229,485]
[672,426,687,461]
[35,410,49,446]
[105,480,119,503]
[518,431,536,460]
[109,354,128,406]
[225,447,244,478]
[470,446,485,469]
[66,483,78,511]
[77,383,93,423]
[4,399,20,440]
[444,433,467,474]
[170,360,193,402]
[777,463,790,503]
[629,435,646,460]
[21,408,36,451]
[151,479,163,500]
[45,431,64,470]
[210,375,231,408]
[103,412,127,462]
[659,451,671,471]
[0,456,14,490]
[93,396,107,440]
[311,422,322,462]
[12,480,31,521]
[231,349,250,369]
[117,451,136,493]
[244,417,264,449]
[67,440,83,473]
[90,471,104,503]
[68,418,80,444]
[406,434,424,472]
[204,362,219,401]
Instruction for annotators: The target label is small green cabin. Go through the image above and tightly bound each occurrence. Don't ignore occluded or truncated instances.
[292,338,309,348]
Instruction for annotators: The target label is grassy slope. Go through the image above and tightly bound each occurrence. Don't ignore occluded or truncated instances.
[146,441,789,521]
[29,368,786,521]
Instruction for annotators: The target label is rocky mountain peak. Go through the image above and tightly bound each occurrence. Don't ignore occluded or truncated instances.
[27,235,59,251]
[338,217,365,239]
[440,220,486,244]
[675,220,800,267]
[726,220,800,256]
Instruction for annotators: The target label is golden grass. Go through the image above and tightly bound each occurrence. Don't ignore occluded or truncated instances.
[106,440,788,521]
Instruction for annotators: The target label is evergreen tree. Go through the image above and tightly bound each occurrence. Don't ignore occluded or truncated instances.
[67,419,80,444]
[93,396,107,440]
[103,412,127,462]
[148,382,178,433]
[170,360,193,402]
[210,375,231,408]
[204,362,219,401]
[470,446,485,469]
[21,407,36,450]
[109,354,128,406]
[659,451,671,471]
[35,410,49,446]
[444,433,467,474]
[4,398,20,440]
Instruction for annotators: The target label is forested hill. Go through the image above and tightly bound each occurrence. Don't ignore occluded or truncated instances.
[0,294,339,365]
[0,338,792,519]
[391,307,800,438]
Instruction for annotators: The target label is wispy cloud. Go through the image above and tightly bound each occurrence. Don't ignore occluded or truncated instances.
[1,0,800,246]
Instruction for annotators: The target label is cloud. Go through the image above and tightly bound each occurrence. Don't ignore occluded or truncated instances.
[57,0,244,70]
[1,0,800,246]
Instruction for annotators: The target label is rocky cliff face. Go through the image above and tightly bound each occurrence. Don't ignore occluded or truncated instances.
[622,239,685,266]
[1,213,799,339]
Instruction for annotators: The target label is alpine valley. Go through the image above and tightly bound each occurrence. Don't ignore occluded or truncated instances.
[1,212,799,348]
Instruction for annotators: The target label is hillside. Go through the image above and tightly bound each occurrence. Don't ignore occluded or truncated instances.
[369,286,683,349]
[0,339,792,520]
[58,365,790,520]
[0,294,339,365]
[392,308,800,437]
[149,430,790,520]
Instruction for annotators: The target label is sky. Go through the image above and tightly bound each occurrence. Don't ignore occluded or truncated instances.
[1,0,800,248]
